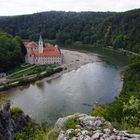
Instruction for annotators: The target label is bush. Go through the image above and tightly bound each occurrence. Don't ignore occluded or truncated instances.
[14,121,44,140]
[0,96,10,109]
[10,107,23,119]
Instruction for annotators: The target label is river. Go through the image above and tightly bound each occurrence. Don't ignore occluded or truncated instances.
[1,48,128,125]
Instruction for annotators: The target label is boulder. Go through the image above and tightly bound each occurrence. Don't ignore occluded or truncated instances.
[79,115,109,130]
[54,113,85,133]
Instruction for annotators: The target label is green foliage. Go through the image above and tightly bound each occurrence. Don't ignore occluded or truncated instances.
[0,64,63,91]
[64,116,79,130]
[8,65,36,79]
[10,107,23,119]
[113,34,127,49]
[0,9,139,53]
[7,64,54,79]
[129,55,140,63]
[69,131,77,139]
[14,121,58,140]
[91,104,107,117]
[0,95,10,109]
[46,130,58,140]
[0,32,26,72]
[91,61,140,133]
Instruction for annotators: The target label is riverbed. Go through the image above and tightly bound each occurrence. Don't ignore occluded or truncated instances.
[1,48,128,125]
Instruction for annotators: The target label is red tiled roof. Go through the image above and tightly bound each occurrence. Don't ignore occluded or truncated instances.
[26,42,63,57]
[34,46,62,57]
[33,51,62,57]
[25,41,38,48]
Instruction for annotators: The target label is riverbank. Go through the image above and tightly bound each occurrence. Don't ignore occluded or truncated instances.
[0,45,130,92]
[0,65,63,91]
[0,49,101,91]
[39,49,101,83]
[91,61,140,134]
[61,43,140,57]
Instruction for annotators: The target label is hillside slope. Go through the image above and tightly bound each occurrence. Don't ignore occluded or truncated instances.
[0,9,139,53]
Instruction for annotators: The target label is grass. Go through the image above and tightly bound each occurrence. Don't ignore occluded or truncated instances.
[0,66,63,91]
[7,65,36,79]
[7,64,54,79]
[8,64,34,74]
[14,122,58,140]
[46,129,58,140]
[64,116,79,130]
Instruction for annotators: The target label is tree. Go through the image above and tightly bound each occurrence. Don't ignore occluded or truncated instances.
[0,32,25,72]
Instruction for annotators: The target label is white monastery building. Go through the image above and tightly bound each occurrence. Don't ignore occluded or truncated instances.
[25,35,63,65]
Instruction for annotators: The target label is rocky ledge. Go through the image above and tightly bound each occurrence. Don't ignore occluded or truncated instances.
[0,102,30,140]
[54,113,140,140]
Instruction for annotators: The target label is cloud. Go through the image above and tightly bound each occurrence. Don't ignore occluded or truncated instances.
[0,0,139,16]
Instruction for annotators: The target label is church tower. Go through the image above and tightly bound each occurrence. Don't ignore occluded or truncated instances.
[38,35,43,54]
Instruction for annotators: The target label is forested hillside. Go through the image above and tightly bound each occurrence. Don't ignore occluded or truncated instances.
[0,11,115,41]
[0,9,139,53]
[99,9,140,53]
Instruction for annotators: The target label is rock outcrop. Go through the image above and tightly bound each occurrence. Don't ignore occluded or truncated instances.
[54,113,140,140]
[0,102,30,140]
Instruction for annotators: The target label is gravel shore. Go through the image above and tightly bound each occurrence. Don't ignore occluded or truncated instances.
[42,49,102,82]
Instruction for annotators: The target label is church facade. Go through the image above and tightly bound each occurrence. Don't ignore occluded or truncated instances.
[25,36,63,65]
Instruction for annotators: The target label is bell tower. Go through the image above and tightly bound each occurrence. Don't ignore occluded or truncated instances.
[38,35,43,54]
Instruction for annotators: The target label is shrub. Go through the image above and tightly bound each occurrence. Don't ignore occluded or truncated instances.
[64,116,79,130]
[10,107,23,119]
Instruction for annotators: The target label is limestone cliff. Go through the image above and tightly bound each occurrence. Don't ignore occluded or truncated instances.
[54,113,140,140]
[0,103,30,140]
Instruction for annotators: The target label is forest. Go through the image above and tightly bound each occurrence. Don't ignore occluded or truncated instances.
[0,9,139,54]
[0,32,26,72]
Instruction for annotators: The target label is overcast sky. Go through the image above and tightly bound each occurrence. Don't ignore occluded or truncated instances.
[0,0,140,16]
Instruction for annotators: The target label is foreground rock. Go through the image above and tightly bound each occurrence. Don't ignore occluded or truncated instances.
[0,102,30,140]
[54,113,140,140]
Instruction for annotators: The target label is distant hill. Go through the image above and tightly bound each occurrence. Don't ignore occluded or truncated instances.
[0,9,139,53]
